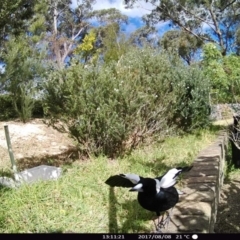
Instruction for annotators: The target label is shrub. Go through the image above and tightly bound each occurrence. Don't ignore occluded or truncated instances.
[169,66,211,131]
[203,43,240,103]
[0,94,17,120]
[43,47,210,156]
[0,92,44,122]
[32,99,44,118]
[13,84,35,123]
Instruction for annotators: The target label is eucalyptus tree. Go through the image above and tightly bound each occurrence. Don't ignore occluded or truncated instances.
[160,30,203,64]
[0,0,35,45]
[31,1,129,68]
[90,8,129,63]
[124,0,240,55]
[129,26,159,47]
[38,0,97,69]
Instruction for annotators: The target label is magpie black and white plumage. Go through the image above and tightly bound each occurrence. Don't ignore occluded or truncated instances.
[105,166,193,232]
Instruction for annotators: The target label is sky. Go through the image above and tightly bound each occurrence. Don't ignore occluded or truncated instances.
[72,0,155,18]
[72,0,170,37]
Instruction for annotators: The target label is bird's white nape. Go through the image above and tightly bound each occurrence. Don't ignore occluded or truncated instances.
[154,179,161,193]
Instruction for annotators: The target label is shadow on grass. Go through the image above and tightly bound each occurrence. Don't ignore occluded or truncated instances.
[108,186,154,233]
[0,169,14,178]
[109,187,118,233]
[119,199,154,233]
[207,124,228,133]
[16,147,79,170]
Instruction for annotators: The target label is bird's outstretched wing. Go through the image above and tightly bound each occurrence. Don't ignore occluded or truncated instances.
[105,173,140,188]
[157,165,193,189]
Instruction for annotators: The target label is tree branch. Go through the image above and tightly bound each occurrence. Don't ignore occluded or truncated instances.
[220,0,237,12]
[173,18,213,43]
[209,4,225,54]
[180,5,219,36]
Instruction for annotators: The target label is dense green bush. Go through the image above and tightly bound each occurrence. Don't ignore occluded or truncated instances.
[0,34,46,123]
[0,94,17,120]
[43,47,210,157]
[32,99,44,118]
[169,66,211,131]
[0,93,44,121]
[13,84,35,123]
[203,43,240,103]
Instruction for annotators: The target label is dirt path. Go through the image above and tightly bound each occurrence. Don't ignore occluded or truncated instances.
[0,119,77,171]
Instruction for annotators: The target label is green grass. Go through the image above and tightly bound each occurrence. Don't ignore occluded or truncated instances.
[0,128,220,233]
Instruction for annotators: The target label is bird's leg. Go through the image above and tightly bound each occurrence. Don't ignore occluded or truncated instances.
[157,212,165,229]
[152,216,159,232]
[160,208,174,229]
[153,222,163,234]
[152,215,163,233]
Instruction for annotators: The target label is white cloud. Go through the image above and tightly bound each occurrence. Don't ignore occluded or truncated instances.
[72,0,154,18]
[71,0,169,35]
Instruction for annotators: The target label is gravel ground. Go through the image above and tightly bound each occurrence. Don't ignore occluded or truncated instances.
[214,176,240,233]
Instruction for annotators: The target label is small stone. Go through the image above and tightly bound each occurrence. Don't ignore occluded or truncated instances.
[0,177,17,188]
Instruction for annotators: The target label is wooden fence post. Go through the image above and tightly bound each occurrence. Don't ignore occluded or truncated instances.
[4,125,18,173]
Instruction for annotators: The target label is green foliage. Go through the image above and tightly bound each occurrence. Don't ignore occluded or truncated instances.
[161,30,203,64]
[0,0,35,46]
[75,30,96,53]
[91,8,128,25]
[28,1,48,44]
[125,0,240,55]
[0,94,17,120]
[87,9,129,64]
[222,55,240,102]
[0,94,44,121]
[203,43,240,103]
[203,43,228,102]
[44,47,210,157]
[32,99,44,118]
[0,34,46,122]
[170,65,211,131]
[43,69,71,118]
[100,23,129,64]
[74,29,99,64]
[129,26,158,47]
[13,84,35,123]
[33,0,105,68]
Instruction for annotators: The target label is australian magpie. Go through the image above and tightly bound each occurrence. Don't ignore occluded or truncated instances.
[105,166,192,232]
